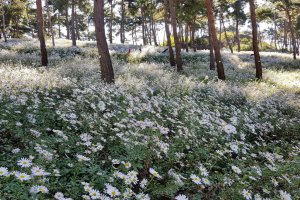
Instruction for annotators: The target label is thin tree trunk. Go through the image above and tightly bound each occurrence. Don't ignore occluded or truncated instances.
[141,6,146,45]
[94,0,114,83]
[46,0,55,47]
[236,18,240,52]
[284,20,288,49]
[163,0,175,66]
[205,0,225,80]
[208,28,215,70]
[71,0,76,46]
[273,11,277,50]
[120,0,125,43]
[249,0,262,79]
[151,16,158,46]
[58,13,61,38]
[1,1,7,42]
[66,6,70,39]
[109,0,113,44]
[75,11,80,40]
[36,0,48,67]
[169,0,183,72]
[221,13,233,53]
[286,9,296,60]
[191,17,196,52]
[219,14,222,41]
[185,23,189,52]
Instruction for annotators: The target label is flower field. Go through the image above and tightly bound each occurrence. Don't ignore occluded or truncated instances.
[0,39,299,200]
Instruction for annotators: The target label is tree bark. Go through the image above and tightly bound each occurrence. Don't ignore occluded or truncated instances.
[71,0,76,46]
[141,6,146,45]
[286,9,296,60]
[163,0,175,66]
[46,0,55,47]
[120,0,125,43]
[249,0,262,79]
[75,11,80,40]
[36,0,48,67]
[109,0,113,44]
[169,0,183,72]
[66,6,70,39]
[236,18,240,52]
[185,23,189,52]
[94,0,115,83]
[205,0,225,80]
[208,28,215,70]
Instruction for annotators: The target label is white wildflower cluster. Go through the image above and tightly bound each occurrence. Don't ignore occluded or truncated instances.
[0,39,299,199]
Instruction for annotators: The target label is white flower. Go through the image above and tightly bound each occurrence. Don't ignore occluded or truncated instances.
[12,148,20,154]
[231,166,242,174]
[123,161,131,169]
[89,189,101,199]
[15,172,31,181]
[279,190,292,200]
[76,154,91,162]
[201,178,210,185]
[37,186,49,194]
[190,174,201,185]
[31,166,49,176]
[82,195,91,200]
[140,178,148,189]
[242,189,252,200]
[30,186,39,194]
[17,158,32,168]
[105,184,120,197]
[198,165,209,177]
[97,101,106,111]
[54,192,65,200]
[0,167,9,176]
[224,124,237,134]
[175,194,188,200]
[149,168,162,179]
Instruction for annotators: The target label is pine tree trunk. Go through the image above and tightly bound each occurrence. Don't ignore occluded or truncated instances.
[75,11,80,40]
[163,0,175,67]
[120,0,125,43]
[66,7,70,39]
[236,18,240,52]
[71,0,76,46]
[205,0,225,80]
[1,2,7,42]
[109,0,113,44]
[141,6,146,45]
[284,20,288,49]
[208,28,215,70]
[286,9,296,60]
[249,0,262,79]
[58,13,61,38]
[169,0,183,72]
[36,0,48,67]
[94,0,114,83]
[46,0,55,47]
[185,23,189,52]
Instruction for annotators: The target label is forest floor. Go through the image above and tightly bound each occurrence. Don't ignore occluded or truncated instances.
[0,39,299,200]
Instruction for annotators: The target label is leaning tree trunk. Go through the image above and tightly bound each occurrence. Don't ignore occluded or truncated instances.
[249,0,262,79]
[205,0,225,80]
[1,1,7,42]
[46,0,55,47]
[71,0,76,46]
[94,0,115,83]
[163,0,175,66]
[286,9,296,60]
[36,0,48,67]
[169,0,183,72]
